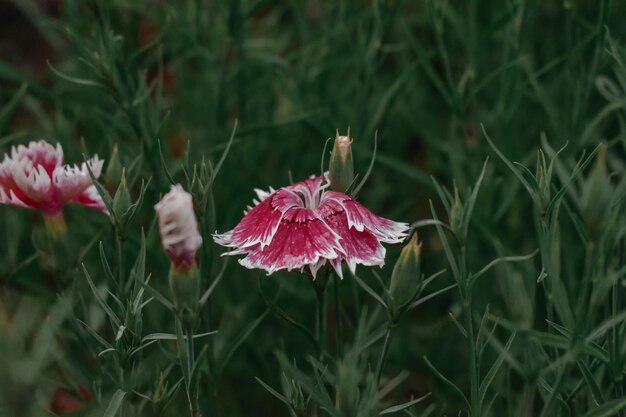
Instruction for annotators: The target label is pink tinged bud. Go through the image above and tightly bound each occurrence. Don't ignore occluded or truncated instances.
[213,174,408,279]
[329,128,354,192]
[155,185,203,271]
[0,140,108,215]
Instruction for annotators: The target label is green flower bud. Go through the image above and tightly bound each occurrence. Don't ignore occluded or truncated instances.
[105,144,122,188]
[112,168,132,221]
[329,128,354,192]
[580,143,613,240]
[285,377,307,417]
[388,233,422,320]
[169,264,200,328]
[449,186,464,239]
[536,154,550,212]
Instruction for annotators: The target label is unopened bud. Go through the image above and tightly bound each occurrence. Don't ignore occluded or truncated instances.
[329,128,354,192]
[388,233,422,320]
[286,378,307,417]
[581,142,613,239]
[535,150,552,213]
[450,186,463,238]
[112,168,132,220]
[155,184,203,271]
[105,144,122,188]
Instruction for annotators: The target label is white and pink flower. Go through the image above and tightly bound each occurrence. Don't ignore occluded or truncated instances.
[214,175,408,278]
[0,140,107,215]
[155,185,203,271]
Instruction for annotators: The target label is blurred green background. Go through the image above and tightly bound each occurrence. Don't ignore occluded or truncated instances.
[1,0,625,416]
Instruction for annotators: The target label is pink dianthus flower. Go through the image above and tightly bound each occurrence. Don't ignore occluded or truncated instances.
[214,175,408,278]
[0,140,107,215]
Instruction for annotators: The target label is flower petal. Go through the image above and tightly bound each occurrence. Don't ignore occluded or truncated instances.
[71,185,109,214]
[322,191,408,243]
[11,162,53,204]
[317,198,386,277]
[288,175,326,208]
[54,156,103,202]
[237,207,344,275]
[11,140,63,176]
[0,186,30,208]
[214,188,302,249]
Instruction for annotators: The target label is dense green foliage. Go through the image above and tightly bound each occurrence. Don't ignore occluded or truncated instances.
[2,0,626,416]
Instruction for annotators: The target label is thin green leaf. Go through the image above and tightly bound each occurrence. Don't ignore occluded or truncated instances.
[352,271,388,309]
[463,158,489,236]
[175,318,191,388]
[255,377,290,406]
[469,249,538,285]
[76,319,113,350]
[218,311,268,374]
[352,131,378,196]
[199,258,229,306]
[258,280,319,353]
[380,393,431,415]
[47,60,105,88]
[142,331,217,342]
[0,82,27,132]
[580,397,626,417]
[429,201,461,284]
[482,125,541,208]
[102,390,126,417]
[577,361,605,406]
[157,138,175,185]
[81,264,122,329]
[320,136,333,177]
[479,333,516,407]
[422,356,470,411]
[137,279,175,311]
[210,120,238,186]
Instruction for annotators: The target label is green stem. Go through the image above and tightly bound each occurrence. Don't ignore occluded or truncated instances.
[333,273,342,358]
[376,324,393,385]
[186,327,199,417]
[315,284,326,361]
[116,232,125,290]
[464,294,480,417]
[539,363,570,417]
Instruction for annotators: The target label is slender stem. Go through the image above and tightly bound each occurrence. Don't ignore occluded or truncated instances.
[333,273,342,358]
[459,242,479,417]
[186,327,199,417]
[539,363,570,417]
[616,238,624,417]
[376,324,393,385]
[315,285,326,360]
[116,232,125,290]
[463,292,480,417]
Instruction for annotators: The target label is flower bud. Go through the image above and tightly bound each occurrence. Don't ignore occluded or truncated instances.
[105,144,122,188]
[449,186,463,239]
[155,185,203,271]
[535,152,550,212]
[580,143,613,240]
[388,233,422,320]
[112,168,132,221]
[285,377,307,417]
[329,128,354,192]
